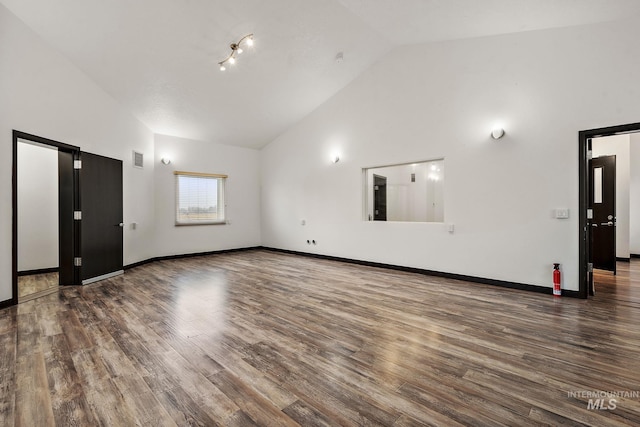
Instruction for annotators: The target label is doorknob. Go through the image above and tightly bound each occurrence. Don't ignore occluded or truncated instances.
[600,221,614,226]
[115,222,124,227]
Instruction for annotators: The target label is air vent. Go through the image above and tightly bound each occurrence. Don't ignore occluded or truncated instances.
[132,151,144,168]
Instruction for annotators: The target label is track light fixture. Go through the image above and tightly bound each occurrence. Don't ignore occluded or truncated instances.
[219,33,254,71]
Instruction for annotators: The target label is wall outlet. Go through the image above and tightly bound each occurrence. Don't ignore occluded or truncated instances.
[555,209,570,219]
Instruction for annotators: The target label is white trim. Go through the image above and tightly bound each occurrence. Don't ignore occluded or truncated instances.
[82,269,124,285]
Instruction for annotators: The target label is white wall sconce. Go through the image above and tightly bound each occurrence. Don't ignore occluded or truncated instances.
[161,157,171,165]
[491,127,505,140]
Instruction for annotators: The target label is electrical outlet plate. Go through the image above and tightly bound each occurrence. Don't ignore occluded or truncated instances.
[555,208,570,219]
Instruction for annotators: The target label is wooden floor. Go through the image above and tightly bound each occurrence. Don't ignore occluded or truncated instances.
[2,250,640,426]
[18,272,58,302]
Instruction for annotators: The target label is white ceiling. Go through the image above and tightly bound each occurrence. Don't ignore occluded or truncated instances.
[3,0,640,148]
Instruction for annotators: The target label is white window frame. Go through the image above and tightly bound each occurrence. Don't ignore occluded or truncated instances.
[174,171,227,225]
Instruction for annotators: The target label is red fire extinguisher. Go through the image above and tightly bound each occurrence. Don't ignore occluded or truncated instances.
[553,263,561,297]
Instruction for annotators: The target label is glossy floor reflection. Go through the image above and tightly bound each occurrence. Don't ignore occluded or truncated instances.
[2,250,640,425]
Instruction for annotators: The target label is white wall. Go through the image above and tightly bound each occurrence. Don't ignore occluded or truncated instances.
[630,133,640,255]
[0,4,155,302]
[593,135,630,259]
[17,141,58,271]
[154,134,261,256]
[261,19,640,291]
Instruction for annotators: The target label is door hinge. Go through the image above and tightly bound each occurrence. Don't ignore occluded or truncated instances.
[74,211,82,220]
[74,257,82,267]
[586,209,593,219]
[74,160,82,169]
[587,262,593,273]
[587,150,593,160]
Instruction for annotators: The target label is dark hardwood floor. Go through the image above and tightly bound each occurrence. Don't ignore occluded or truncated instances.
[2,250,640,426]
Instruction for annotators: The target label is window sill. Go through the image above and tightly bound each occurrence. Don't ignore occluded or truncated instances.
[175,220,227,226]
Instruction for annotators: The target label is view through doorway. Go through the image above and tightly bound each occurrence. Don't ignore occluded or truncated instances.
[579,123,640,298]
[16,139,60,302]
[593,259,640,305]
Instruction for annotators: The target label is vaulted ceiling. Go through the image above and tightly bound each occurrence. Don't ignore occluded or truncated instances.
[3,0,640,148]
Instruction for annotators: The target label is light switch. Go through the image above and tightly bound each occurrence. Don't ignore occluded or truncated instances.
[555,209,570,219]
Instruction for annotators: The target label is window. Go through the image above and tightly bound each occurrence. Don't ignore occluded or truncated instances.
[363,159,444,222]
[175,171,226,225]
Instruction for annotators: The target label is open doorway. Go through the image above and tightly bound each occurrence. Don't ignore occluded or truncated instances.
[579,123,640,298]
[17,139,60,301]
[12,131,80,305]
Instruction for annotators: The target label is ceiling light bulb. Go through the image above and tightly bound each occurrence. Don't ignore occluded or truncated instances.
[237,48,243,54]
[219,64,226,71]
[246,37,254,46]
[229,57,235,64]
[491,127,505,139]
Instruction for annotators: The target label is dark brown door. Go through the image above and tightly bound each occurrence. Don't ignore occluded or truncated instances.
[373,174,387,221]
[80,152,123,283]
[589,155,616,274]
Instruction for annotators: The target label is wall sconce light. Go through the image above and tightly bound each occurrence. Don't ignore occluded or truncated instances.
[161,157,171,165]
[491,127,505,140]
[218,34,254,71]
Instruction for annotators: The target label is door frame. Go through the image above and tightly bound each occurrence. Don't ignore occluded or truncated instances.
[578,122,640,298]
[12,130,80,306]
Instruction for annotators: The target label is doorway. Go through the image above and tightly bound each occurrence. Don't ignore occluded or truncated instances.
[579,122,640,298]
[373,174,387,221]
[17,139,60,301]
[12,131,80,305]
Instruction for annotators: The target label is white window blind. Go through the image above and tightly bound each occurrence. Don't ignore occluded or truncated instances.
[175,171,226,225]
